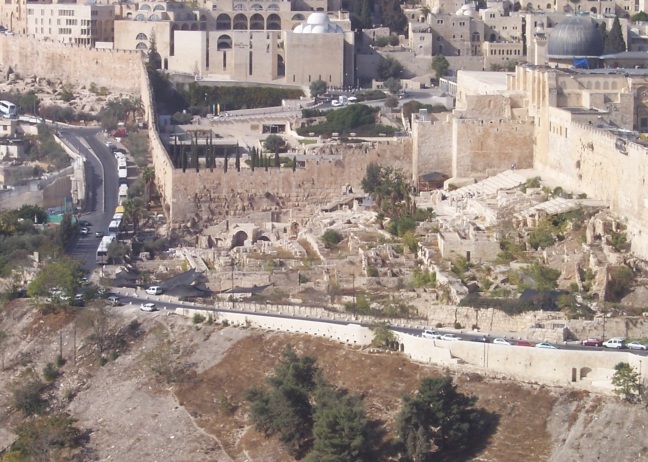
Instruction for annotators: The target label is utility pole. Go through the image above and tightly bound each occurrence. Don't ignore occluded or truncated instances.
[352,273,356,319]
[231,259,235,310]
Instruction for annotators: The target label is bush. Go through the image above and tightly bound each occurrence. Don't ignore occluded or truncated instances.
[43,362,60,382]
[321,229,343,250]
[193,313,206,324]
[367,266,379,277]
[12,375,47,416]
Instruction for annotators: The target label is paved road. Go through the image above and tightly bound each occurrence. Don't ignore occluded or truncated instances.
[112,291,648,357]
[58,128,120,271]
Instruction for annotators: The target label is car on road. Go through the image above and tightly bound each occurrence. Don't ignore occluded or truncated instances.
[95,231,104,238]
[603,338,626,349]
[441,333,461,341]
[140,303,157,312]
[472,336,490,343]
[108,296,122,306]
[331,100,343,107]
[146,286,164,295]
[80,227,89,236]
[535,341,557,349]
[105,141,115,149]
[493,338,514,346]
[581,338,603,347]
[627,341,647,350]
[422,330,442,339]
[516,340,534,347]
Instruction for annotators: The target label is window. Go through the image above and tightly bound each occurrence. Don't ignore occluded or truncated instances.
[136,32,147,40]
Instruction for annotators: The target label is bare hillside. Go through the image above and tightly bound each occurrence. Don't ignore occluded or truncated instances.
[0,300,646,461]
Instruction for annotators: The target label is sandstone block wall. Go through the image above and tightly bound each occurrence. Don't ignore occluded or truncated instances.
[412,117,453,180]
[169,141,412,224]
[0,36,141,93]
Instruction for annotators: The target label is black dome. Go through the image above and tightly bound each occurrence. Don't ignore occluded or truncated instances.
[547,16,604,58]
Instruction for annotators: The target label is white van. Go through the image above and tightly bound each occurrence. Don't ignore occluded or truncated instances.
[603,338,626,349]
[146,286,164,295]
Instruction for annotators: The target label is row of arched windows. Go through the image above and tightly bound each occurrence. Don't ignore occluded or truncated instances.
[235,3,281,10]
[139,4,165,11]
[216,13,282,30]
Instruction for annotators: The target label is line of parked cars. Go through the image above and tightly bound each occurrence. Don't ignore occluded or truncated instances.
[582,337,647,350]
[422,330,536,346]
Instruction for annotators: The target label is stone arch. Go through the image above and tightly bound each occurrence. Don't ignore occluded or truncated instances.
[234,4,247,10]
[603,81,610,90]
[216,13,231,30]
[181,23,189,30]
[233,13,248,29]
[256,234,271,242]
[217,34,232,50]
[594,81,601,90]
[140,4,151,10]
[251,3,263,10]
[171,24,179,33]
[585,81,592,89]
[611,81,618,90]
[190,22,199,30]
[267,4,280,11]
[267,13,281,30]
[571,367,577,382]
[231,230,249,248]
[547,2,551,8]
[153,4,165,11]
[126,12,132,18]
[135,13,146,21]
[292,13,305,20]
[136,32,148,40]
[580,367,592,379]
[250,13,264,30]
[399,343,405,352]
[149,14,160,21]
[136,41,148,50]
[590,6,597,12]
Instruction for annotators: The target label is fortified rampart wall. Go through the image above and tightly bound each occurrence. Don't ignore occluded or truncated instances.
[535,119,648,258]
[0,36,141,93]
[169,141,412,224]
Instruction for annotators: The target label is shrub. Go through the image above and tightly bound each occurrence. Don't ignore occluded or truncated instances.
[193,313,206,324]
[12,375,47,416]
[43,363,60,382]
[321,229,343,250]
[367,266,379,277]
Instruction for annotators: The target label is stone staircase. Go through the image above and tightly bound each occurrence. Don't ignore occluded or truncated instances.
[447,170,527,200]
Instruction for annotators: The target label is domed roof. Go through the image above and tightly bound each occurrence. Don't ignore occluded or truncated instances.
[293,13,344,34]
[547,16,604,58]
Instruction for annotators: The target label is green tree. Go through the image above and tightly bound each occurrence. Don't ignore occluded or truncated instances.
[142,167,155,208]
[384,77,402,94]
[12,371,48,416]
[377,56,404,80]
[382,0,408,34]
[431,53,450,81]
[107,240,127,263]
[27,257,83,299]
[396,376,490,461]
[604,17,627,53]
[607,265,634,302]
[524,262,560,291]
[57,213,74,249]
[310,79,327,98]
[322,229,343,249]
[358,0,372,28]
[631,11,648,21]
[123,197,146,233]
[264,134,286,153]
[306,386,376,462]
[10,412,81,461]
[370,322,396,348]
[611,362,642,403]
[374,35,389,47]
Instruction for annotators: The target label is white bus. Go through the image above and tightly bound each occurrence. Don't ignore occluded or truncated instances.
[108,219,122,235]
[118,184,128,204]
[96,235,115,265]
[0,100,17,118]
[118,167,127,184]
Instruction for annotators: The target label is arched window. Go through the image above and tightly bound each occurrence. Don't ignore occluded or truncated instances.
[149,14,160,21]
[233,4,247,10]
[267,4,280,11]
[135,14,145,21]
[140,4,151,10]
[471,32,480,42]
[292,13,305,20]
[153,4,165,11]
[267,13,281,30]
[217,34,232,50]
[251,4,263,10]
[136,41,148,50]
[190,23,199,30]
[216,13,231,30]
[233,13,247,29]
[590,7,597,13]
[200,14,207,21]
[277,54,285,76]
[136,32,148,40]
[181,23,189,30]
[250,13,264,30]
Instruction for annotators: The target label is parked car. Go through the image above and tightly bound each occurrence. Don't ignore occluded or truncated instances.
[140,303,156,312]
[493,338,514,346]
[331,100,343,107]
[95,231,104,238]
[581,338,603,347]
[441,334,461,341]
[627,341,647,350]
[108,296,122,306]
[422,330,442,339]
[535,342,557,349]
[146,286,164,295]
[80,227,89,236]
[105,141,115,149]
[516,340,534,347]
[603,338,626,349]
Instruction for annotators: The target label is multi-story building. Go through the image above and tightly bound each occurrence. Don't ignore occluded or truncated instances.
[26,3,115,45]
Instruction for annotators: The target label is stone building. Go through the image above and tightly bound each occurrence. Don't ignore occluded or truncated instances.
[26,3,115,46]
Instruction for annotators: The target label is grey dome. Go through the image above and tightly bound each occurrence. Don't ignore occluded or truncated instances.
[547,16,604,58]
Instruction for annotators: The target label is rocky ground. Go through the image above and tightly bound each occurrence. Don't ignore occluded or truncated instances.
[0,298,647,461]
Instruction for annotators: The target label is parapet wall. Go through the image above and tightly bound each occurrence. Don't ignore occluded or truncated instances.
[0,36,141,93]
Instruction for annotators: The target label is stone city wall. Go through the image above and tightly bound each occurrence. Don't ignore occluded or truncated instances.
[169,140,412,224]
[535,117,648,259]
[0,36,141,93]
[412,116,453,180]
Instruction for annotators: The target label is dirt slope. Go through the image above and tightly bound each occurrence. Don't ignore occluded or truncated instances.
[0,300,646,462]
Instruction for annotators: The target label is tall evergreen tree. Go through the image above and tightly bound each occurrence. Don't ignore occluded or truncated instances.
[292,156,297,172]
[235,149,241,172]
[224,152,228,173]
[359,0,372,29]
[604,17,626,53]
[181,145,187,173]
[251,147,256,172]
[275,151,280,168]
[382,0,407,34]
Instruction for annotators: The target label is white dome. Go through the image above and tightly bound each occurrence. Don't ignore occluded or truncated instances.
[293,13,344,33]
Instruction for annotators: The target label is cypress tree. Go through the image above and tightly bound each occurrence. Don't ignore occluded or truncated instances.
[275,151,280,168]
[235,150,241,172]
[292,155,297,172]
[264,155,269,171]
[604,17,626,53]
[224,152,228,173]
[208,134,214,172]
[251,147,255,172]
[181,145,187,173]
